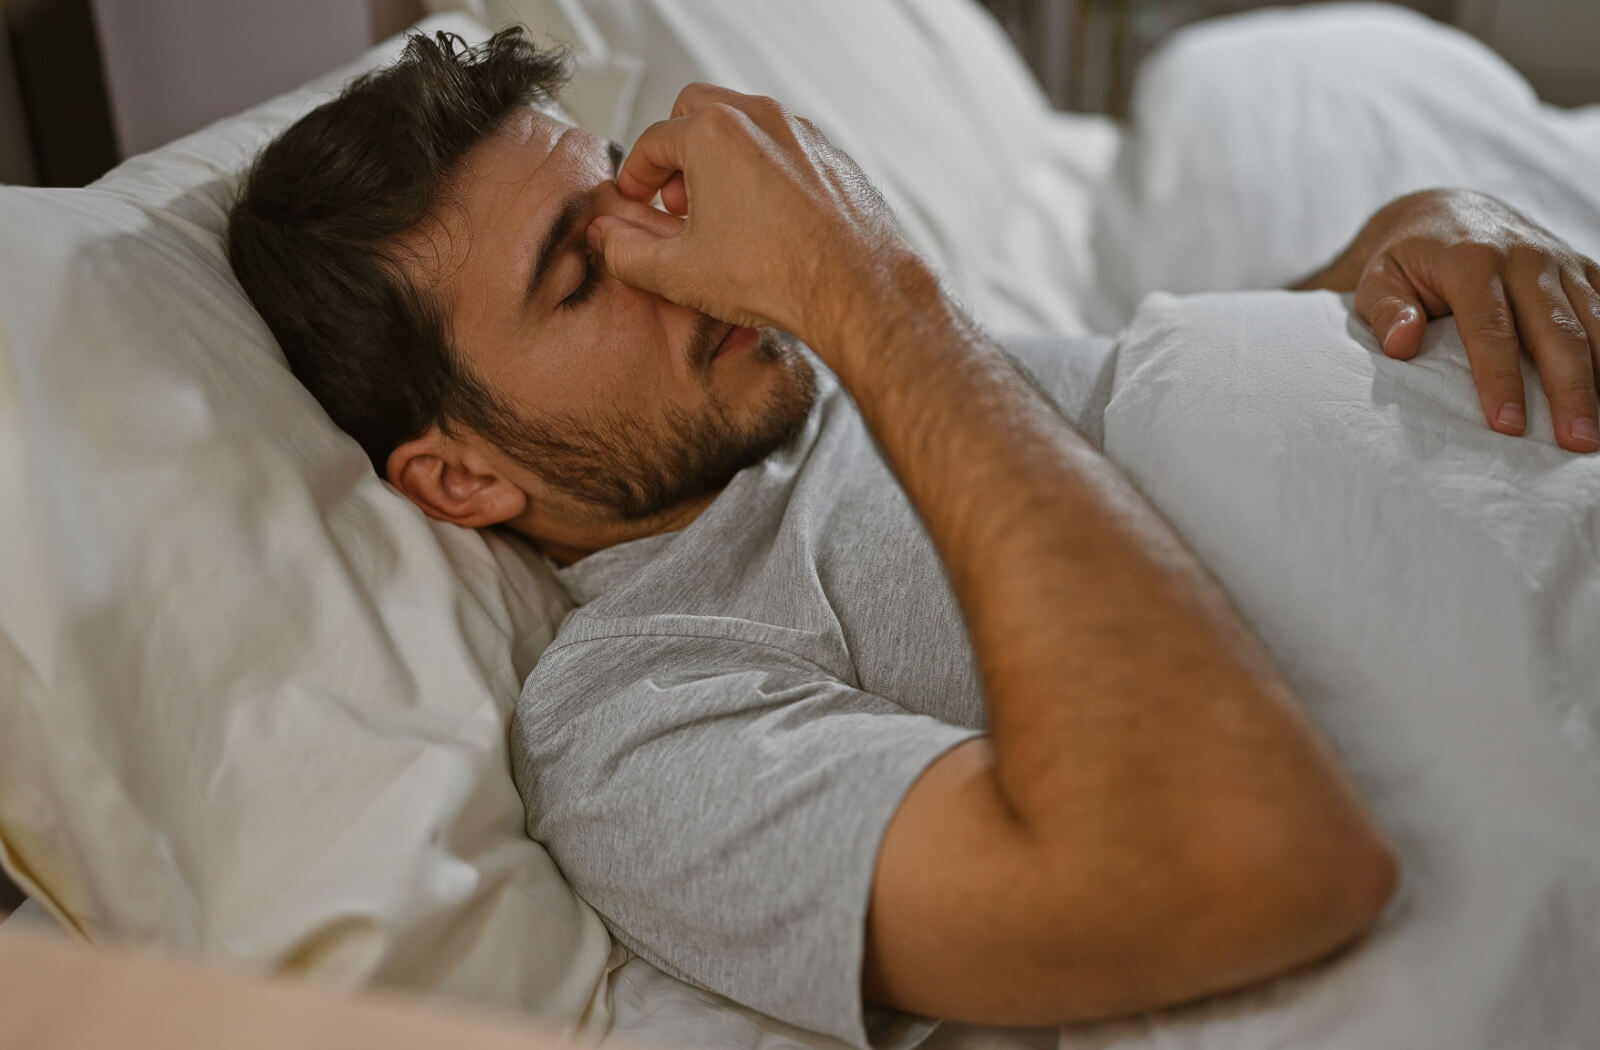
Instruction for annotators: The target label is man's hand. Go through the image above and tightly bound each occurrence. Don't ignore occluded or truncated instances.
[588,83,912,353]
[1298,189,1600,453]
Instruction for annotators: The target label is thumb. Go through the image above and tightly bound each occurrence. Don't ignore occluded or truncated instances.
[1354,255,1428,360]
[588,215,675,298]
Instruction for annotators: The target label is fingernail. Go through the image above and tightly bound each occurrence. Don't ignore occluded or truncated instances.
[1497,403,1526,432]
[1572,417,1600,449]
[1384,306,1420,348]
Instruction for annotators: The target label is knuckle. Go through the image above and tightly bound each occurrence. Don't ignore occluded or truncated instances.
[1567,269,1600,319]
[745,94,785,120]
[693,103,745,140]
[1555,371,1598,398]
[1550,311,1589,341]
[706,102,743,126]
[1467,311,1516,344]
[1365,252,1403,280]
[1505,241,1548,270]
[672,82,712,115]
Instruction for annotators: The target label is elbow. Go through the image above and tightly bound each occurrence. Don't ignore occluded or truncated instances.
[1012,822,1400,1027]
[1322,826,1400,943]
[1208,813,1401,983]
[990,812,1400,1027]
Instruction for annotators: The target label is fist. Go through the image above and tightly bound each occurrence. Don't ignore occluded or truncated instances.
[587,84,914,352]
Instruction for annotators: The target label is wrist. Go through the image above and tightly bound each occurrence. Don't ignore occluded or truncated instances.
[801,247,943,372]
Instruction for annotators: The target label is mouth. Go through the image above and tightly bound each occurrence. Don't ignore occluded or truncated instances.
[711,325,760,362]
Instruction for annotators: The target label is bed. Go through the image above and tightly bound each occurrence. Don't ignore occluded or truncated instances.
[2,3,1597,1048]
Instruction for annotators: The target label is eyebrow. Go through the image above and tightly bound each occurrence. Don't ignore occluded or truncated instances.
[527,195,586,300]
[524,143,624,304]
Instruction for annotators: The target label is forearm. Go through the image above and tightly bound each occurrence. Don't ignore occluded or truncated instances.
[816,257,1380,857]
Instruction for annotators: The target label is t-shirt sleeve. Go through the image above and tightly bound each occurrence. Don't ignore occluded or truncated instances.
[997,334,1118,448]
[510,631,982,1050]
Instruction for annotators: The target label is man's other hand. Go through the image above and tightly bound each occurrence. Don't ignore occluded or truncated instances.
[588,83,914,355]
[1299,189,1600,454]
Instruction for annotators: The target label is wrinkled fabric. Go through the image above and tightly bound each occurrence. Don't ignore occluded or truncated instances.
[1087,288,1600,1049]
[0,13,611,1029]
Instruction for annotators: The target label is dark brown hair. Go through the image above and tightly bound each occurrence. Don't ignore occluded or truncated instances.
[228,28,569,473]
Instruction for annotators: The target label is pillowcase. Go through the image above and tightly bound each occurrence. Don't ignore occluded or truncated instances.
[1092,289,1600,1047]
[1094,3,1600,321]
[0,12,612,1029]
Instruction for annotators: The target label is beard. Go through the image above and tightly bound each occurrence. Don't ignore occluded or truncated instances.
[485,319,818,523]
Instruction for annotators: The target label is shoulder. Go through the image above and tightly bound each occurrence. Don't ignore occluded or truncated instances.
[513,615,854,743]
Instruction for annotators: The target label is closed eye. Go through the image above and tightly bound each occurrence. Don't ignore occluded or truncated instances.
[560,254,603,311]
[554,143,622,312]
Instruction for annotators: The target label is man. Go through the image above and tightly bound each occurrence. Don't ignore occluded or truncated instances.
[228,28,1600,1048]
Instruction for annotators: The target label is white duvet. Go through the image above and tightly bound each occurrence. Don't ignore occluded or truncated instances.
[1090,292,1600,1049]
[605,293,1600,1050]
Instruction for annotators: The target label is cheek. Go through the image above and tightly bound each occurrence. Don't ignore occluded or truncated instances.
[579,288,703,403]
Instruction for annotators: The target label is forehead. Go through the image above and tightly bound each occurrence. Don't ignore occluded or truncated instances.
[394,105,587,292]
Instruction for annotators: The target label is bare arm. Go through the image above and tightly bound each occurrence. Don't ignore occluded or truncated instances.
[589,85,1397,1026]
[831,257,1393,1025]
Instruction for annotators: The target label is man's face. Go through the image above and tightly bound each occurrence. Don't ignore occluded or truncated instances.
[398,107,816,525]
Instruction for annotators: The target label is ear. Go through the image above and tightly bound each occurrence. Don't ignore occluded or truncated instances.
[385,424,528,529]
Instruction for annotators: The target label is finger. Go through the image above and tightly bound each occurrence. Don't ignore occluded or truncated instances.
[1542,264,1600,448]
[1353,253,1428,360]
[615,115,695,202]
[1510,266,1597,452]
[1588,260,1600,406]
[617,103,758,203]
[661,172,688,216]
[594,185,685,239]
[1447,271,1528,435]
[671,81,750,119]
[587,214,675,297]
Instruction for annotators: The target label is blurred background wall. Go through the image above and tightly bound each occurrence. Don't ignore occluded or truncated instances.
[90,0,424,158]
[978,0,1600,115]
[0,3,34,183]
[1,0,1597,181]
[0,0,421,185]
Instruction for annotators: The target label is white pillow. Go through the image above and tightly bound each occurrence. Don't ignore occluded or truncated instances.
[436,0,648,147]
[1090,290,1600,1047]
[1095,4,1600,322]
[0,12,613,1028]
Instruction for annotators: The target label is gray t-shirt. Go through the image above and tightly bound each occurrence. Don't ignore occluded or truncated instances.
[510,335,1117,1048]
